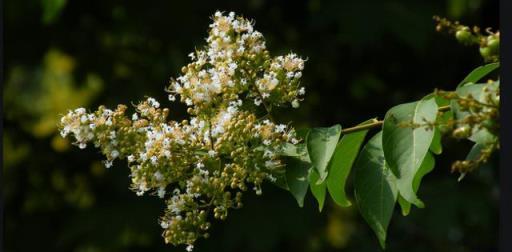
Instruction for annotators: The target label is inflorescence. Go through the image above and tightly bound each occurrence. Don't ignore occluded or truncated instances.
[59,11,305,250]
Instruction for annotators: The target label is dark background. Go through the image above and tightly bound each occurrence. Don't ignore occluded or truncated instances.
[3,0,500,251]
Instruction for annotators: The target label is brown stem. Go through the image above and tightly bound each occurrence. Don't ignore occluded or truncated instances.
[340,105,452,134]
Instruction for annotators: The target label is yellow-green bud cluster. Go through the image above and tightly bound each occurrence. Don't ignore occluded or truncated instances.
[59,11,304,250]
[434,16,500,62]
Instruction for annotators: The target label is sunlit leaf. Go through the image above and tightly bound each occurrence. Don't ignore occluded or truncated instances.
[452,82,499,144]
[326,119,373,207]
[382,96,438,207]
[430,128,442,155]
[398,152,435,215]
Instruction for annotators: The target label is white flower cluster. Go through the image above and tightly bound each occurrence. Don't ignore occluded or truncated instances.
[59,11,305,249]
[168,11,306,115]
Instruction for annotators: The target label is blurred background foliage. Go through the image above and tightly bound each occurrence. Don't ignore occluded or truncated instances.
[3,0,499,251]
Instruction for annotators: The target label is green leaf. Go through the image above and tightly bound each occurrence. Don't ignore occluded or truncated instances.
[307,124,342,182]
[430,128,442,155]
[284,155,312,207]
[309,169,327,212]
[326,119,373,207]
[354,132,398,249]
[42,0,68,24]
[382,97,438,207]
[457,63,500,87]
[279,142,307,157]
[397,152,435,215]
[458,143,485,182]
[452,82,499,145]
[282,129,312,207]
[467,143,485,161]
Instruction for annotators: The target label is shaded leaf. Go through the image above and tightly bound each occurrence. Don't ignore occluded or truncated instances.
[284,156,312,207]
[307,124,342,182]
[457,63,500,87]
[458,143,485,182]
[354,132,398,249]
[309,169,327,212]
[282,129,312,206]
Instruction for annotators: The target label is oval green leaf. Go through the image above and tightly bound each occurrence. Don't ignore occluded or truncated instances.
[354,132,398,249]
[326,119,374,207]
[397,151,435,215]
[307,124,342,182]
[382,97,438,207]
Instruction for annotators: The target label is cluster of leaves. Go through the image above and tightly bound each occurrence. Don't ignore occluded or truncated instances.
[278,20,500,249]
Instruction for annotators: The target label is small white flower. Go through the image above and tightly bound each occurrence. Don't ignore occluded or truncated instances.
[298,87,305,95]
[168,94,176,102]
[132,113,138,121]
[254,187,262,195]
[111,150,119,159]
[292,99,300,108]
[157,187,166,198]
[263,139,271,146]
[160,220,169,229]
[275,124,287,133]
[127,155,135,163]
[80,115,88,123]
[186,245,194,252]
[185,98,193,106]
[208,150,217,157]
[79,142,87,149]
[147,97,160,108]
[105,118,113,126]
[151,156,158,165]
[254,98,262,106]
[265,160,275,168]
[104,160,113,169]
[154,171,163,181]
[196,162,205,169]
